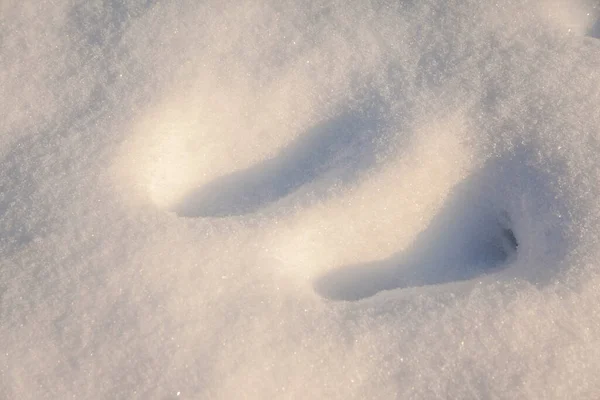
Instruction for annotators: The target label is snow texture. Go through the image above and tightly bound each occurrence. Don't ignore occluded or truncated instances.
[2,0,600,398]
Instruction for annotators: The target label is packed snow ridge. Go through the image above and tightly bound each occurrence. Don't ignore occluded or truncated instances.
[2,0,600,399]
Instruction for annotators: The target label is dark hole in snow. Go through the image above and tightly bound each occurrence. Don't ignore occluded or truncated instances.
[503,227,518,251]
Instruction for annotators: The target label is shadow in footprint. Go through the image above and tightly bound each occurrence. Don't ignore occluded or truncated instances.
[590,17,600,39]
[173,106,387,217]
[314,160,520,301]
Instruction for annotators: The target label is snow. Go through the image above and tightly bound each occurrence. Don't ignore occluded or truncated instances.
[2,0,600,398]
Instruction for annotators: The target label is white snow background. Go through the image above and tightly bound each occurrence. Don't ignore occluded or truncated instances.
[2,0,600,398]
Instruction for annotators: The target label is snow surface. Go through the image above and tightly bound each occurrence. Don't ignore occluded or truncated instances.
[2,0,600,398]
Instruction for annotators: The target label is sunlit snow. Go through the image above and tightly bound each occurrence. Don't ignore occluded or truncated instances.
[2,0,600,398]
